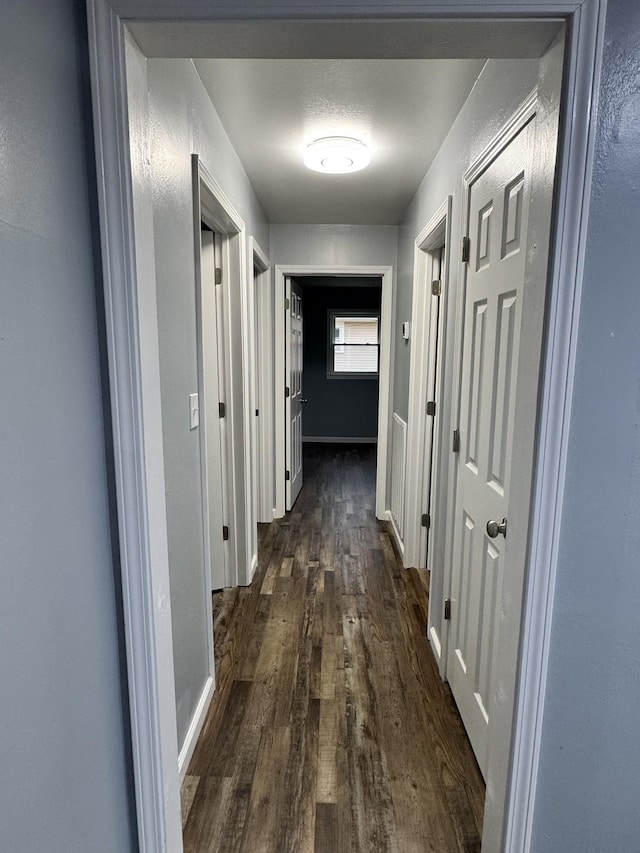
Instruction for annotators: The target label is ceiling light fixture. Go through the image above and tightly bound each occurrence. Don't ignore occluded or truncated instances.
[304,136,370,174]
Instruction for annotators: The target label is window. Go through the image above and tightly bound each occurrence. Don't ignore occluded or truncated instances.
[328,311,380,376]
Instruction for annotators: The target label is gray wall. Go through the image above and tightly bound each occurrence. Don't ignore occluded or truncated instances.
[531,1,640,848]
[0,1,135,850]
[127,52,270,750]
[270,224,398,269]
[299,281,381,439]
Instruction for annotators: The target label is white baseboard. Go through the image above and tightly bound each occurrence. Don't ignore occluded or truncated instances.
[429,625,442,662]
[303,436,377,444]
[249,552,258,583]
[386,509,405,557]
[178,674,215,780]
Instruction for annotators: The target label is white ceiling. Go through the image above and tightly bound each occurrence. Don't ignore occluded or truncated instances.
[129,19,562,226]
[194,58,486,224]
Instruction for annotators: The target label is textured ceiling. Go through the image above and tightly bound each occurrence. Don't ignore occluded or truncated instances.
[194,58,487,224]
[128,18,562,226]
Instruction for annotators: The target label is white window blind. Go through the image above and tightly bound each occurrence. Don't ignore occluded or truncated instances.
[329,313,379,375]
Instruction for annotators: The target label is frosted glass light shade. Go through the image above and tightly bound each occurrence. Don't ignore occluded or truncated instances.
[304,136,370,174]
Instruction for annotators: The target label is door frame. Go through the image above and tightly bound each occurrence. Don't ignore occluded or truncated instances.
[86,1,607,850]
[193,156,251,590]
[274,264,394,520]
[249,237,274,523]
[195,171,229,595]
[404,197,452,573]
[284,276,305,510]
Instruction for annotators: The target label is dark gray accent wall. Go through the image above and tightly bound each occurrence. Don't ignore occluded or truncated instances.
[299,280,381,440]
[530,1,640,849]
[0,1,135,850]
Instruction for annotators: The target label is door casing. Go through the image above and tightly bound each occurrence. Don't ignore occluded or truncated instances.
[86,2,608,850]
[404,197,452,577]
[274,264,394,520]
[249,237,273,523]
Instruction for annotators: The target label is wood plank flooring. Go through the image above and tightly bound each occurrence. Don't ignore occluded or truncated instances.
[182,444,485,852]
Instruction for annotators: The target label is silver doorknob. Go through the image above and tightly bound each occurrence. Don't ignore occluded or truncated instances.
[300,398,308,403]
[486,518,507,539]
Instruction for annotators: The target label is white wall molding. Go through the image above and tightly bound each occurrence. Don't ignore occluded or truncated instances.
[386,509,405,559]
[390,412,407,539]
[429,625,443,663]
[178,675,215,780]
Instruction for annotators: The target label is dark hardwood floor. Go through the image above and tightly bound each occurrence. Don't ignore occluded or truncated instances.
[182,444,485,852]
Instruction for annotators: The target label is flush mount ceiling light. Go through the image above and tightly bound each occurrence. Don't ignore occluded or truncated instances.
[304,136,370,174]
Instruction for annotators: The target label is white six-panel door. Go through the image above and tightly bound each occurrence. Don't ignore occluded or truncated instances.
[285,277,304,509]
[447,118,535,777]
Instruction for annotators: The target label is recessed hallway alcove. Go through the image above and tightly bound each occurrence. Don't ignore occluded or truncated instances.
[181,444,484,851]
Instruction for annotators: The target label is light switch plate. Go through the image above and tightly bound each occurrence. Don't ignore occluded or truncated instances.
[189,393,199,429]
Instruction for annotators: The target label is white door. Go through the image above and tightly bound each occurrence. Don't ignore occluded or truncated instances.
[285,277,303,509]
[447,118,535,777]
[198,227,228,591]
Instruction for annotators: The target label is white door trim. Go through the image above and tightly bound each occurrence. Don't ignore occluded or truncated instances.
[178,163,219,778]
[274,264,394,520]
[249,237,273,524]
[446,92,538,811]
[442,86,539,681]
[87,1,606,850]
[195,157,251,589]
[87,3,183,850]
[404,196,452,573]
[505,4,607,848]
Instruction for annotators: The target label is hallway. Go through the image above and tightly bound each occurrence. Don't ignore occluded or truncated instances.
[182,444,485,852]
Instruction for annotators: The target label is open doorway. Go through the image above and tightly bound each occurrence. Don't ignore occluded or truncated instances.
[283,274,383,509]
[275,266,394,520]
[89,5,605,850]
